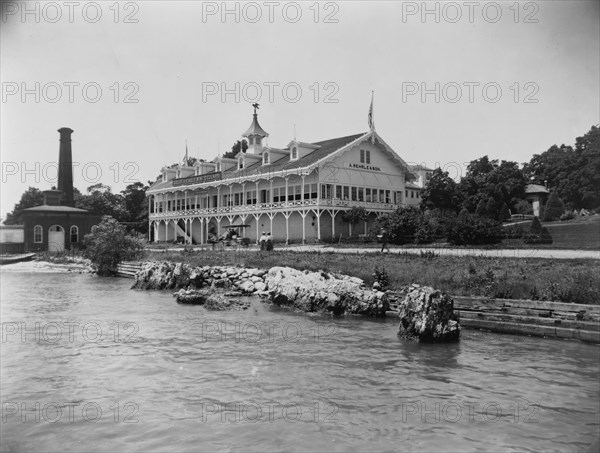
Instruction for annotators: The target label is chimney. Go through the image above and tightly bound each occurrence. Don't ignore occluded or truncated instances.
[57,127,74,207]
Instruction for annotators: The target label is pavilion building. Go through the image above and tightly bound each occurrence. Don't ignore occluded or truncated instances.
[146,108,420,244]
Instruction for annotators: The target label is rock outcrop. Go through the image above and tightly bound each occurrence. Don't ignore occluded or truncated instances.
[264,266,389,316]
[132,262,268,295]
[174,289,251,310]
[397,284,460,342]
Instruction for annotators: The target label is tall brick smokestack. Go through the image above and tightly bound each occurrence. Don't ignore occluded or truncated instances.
[57,127,74,207]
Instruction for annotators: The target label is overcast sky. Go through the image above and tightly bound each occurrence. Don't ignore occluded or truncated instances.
[1,0,599,219]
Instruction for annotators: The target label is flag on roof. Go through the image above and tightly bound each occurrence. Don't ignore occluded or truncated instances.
[368,92,375,131]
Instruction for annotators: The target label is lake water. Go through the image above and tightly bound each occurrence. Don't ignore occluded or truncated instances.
[1,270,599,452]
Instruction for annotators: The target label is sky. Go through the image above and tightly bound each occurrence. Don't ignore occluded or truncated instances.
[1,0,599,219]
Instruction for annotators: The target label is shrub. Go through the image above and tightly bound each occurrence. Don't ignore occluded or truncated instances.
[83,216,146,275]
[497,202,511,222]
[503,224,525,239]
[514,199,533,215]
[542,191,565,221]
[522,217,553,244]
[559,211,575,221]
[447,214,503,245]
[372,266,389,289]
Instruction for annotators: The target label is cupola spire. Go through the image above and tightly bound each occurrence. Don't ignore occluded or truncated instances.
[242,103,269,154]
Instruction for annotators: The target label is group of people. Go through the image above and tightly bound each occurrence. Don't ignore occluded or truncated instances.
[259,232,274,251]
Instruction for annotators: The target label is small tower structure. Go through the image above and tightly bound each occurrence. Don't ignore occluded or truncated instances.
[242,103,269,155]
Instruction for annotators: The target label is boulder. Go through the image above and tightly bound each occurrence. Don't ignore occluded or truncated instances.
[240,281,256,293]
[212,278,231,289]
[397,284,460,343]
[204,293,251,311]
[264,266,388,316]
[254,281,267,292]
[174,289,206,304]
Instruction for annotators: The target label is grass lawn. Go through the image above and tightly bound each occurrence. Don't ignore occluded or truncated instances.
[542,216,600,249]
[151,248,600,304]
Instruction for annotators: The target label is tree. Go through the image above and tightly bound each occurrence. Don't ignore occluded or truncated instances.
[342,206,368,237]
[3,187,44,225]
[523,217,553,244]
[514,199,533,216]
[457,156,526,213]
[223,139,248,159]
[82,216,145,275]
[420,168,460,211]
[498,202,510,222]
[542,191,565,221]
[475,199,487,217]
[523,125,600,210]
[75,184,125,219]
[377,207,423,244]
[120,182,149,234]
[447,214,503,245]
[485,197,497,219]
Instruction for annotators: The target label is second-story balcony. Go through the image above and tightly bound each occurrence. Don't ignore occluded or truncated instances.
[150,198,403,219]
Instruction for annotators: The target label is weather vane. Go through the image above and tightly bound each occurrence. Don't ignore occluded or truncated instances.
[252,103,260,114]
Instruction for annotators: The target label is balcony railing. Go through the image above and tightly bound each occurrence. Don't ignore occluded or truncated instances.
[150,199,402,219]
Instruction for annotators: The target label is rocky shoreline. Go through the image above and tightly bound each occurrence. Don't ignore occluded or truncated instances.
[132,261,460,342]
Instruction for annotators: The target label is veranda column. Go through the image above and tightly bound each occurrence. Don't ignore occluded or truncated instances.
[285,177,289,205]
[317,211,321,242]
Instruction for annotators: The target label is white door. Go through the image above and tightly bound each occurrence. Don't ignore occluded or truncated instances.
[48,225,65,253]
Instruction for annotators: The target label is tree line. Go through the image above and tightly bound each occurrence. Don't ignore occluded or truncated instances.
[3,182,150,234]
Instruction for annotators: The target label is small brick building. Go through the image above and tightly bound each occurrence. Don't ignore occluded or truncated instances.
[22,128,100,252]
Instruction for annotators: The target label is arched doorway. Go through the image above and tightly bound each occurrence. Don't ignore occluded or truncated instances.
[48,225,65,253]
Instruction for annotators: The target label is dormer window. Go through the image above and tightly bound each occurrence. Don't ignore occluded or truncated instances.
[238,158,244,170]
[216,162,221,172]
[291,146,298,160]
[263,152,270,165]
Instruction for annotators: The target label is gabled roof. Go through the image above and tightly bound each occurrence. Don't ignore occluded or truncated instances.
[525,184,549,194]
[148,130,416,192]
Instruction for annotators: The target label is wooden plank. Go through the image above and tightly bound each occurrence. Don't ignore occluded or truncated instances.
[457,310,600,332]
[453,296,600,314]
[460,318,600,343]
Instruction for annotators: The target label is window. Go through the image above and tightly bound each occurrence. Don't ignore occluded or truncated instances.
[336,185,342,199]
[351,187,357,201]
[34,225,43,243]
[70,226,79,243]
[216,162,221,172]
[291,146,298,160]
[238,158,244,170]
[263,152,269,164]
[358,187,364,202]
[405,190,408,198]
[359,149,371,164]
[249,137,254,145]
[365,188,371,202]
[310,183,318,199]
[343,186,349,200]
[246,190,257,205]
